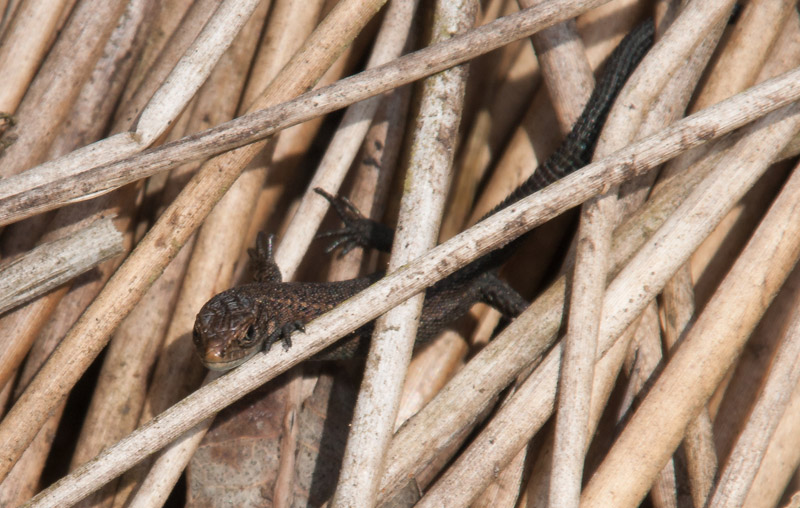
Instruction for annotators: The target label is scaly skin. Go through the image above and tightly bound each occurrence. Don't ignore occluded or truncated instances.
[193,20,654,371]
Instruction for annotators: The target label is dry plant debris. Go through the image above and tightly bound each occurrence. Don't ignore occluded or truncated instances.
[1,0,800,507]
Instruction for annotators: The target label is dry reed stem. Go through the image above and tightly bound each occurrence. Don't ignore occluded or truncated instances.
[661,265,716,505]
[613,12,731,508]
[612,10,727,506]
[616,303,684,508]
[582,152,800,507]
[3,3,796,504]
[0,0,255,222]
[0,2,157,497]
[473,446,528,507]
[2,76,748,504]
[173,36,368,508]
[407,65,800,506]
[302,0,413,453]
[126,375,220,508]
[80,248,191,508]
[521,319,636,505]
[2,243,132,506]
[553,194,614,508]
[0,0,12,37]
[463,1,641,352]
[116,0,196,114]
[0,0,615,227]
[696,0,800,416]
[232,0,339,278]
[692,0,798,113]
[0,0,71,112]
[786,492,800,508]
[331,2,474,505]
[369,86,443,425]
[123,0,331,504]
[379,277,567,503]
[0,0,386,489]
[596,100,800,504]
[594,100,800,377]
[395,2,588,493]
[708,241,800,504]
[0,0,265,491]
[0,218,123,314]
[49,0,155,161]
[327,84,410,282]
[463,1,642,366]
[440,37,537,240]
[708,307,800,507]
[0,402,70,505]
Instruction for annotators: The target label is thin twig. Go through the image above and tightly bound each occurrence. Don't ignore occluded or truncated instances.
[405,99,800,508]
[658,7,800,505]
[132,0,264,144]
[525,7,596,508]
[0,218,123,314]
[416,313,636,508]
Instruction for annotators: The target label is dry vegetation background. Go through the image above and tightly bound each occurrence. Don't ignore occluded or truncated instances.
[1,0,800,506]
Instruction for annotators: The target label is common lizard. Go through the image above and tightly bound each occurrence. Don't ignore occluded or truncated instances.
[193,19,654,371]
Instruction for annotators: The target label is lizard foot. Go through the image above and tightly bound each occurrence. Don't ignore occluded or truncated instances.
[263,321,306,352]
[314,187,393,254]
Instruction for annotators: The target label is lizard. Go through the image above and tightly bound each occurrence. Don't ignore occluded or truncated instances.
[193,19,655,371]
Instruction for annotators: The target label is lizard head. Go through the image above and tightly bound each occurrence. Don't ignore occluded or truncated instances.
[193,289,264,371]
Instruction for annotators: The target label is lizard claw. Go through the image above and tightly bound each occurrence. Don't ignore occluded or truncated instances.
[263,321,305,352]
[314,187,393,254]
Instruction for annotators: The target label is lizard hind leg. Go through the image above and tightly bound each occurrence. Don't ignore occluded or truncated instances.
[314,187,395,254]
[248,232,283,283]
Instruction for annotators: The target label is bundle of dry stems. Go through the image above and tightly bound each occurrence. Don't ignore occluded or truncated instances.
[1,0,800,506]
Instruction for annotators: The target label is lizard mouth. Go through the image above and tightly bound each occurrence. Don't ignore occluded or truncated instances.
[201,346,258,371]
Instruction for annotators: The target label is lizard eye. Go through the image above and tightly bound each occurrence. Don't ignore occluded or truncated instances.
[239,325,258,346]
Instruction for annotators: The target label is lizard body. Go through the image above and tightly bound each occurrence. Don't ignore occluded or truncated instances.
[194,20,654,371]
